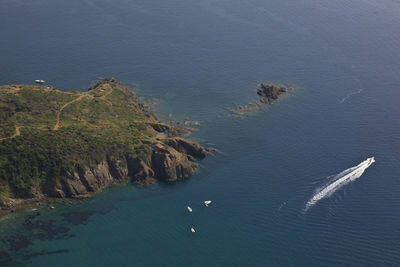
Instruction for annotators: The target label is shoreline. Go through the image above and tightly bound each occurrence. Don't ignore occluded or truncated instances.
[0,78,212,216]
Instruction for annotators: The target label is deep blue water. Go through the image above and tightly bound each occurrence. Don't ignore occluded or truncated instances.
[1,0,400,266]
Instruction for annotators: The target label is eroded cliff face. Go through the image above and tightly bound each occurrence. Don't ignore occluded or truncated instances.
[35,137,211,200]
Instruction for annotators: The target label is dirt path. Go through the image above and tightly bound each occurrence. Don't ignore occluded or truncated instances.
[100,85,113,99]
[53,94,84,130]
[0,125,21,141]
[15,126,20,136]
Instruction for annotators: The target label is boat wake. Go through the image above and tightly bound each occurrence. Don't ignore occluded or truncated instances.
[305,157,375,212]
[340,78,364,103]
[340,88,363,103]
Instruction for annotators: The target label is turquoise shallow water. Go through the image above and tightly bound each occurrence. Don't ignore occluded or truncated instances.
[1,0,400,266]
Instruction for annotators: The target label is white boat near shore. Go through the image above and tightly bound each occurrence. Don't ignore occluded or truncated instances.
[35,80,45,84]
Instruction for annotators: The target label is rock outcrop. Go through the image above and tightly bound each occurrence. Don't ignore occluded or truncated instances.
[257,83,292,104]
[231,83,293,115]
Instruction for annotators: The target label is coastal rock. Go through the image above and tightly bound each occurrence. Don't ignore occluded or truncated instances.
[232,102,262,115]
[61,162,123,197]
[148,122,189,137]
[0,78,211,211]
[127,157,155,181]
[162,137,211,159]
[257,83,292,104]
[231,83,293,115]
[107,157,129,180]
[39,142,207,200]
[40,180,65,198]
[151,146,196,181]
[64,172,89,197]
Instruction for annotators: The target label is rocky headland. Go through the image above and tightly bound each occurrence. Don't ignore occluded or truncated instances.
[0,78,212,212]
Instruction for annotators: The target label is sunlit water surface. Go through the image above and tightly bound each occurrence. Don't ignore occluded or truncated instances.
[1,0,400,265]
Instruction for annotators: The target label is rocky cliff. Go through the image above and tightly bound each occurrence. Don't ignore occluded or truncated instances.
[0,78,211,210]
[38,136,210,199]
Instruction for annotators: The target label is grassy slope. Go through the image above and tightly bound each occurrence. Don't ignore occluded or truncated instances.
[0,78,157,203]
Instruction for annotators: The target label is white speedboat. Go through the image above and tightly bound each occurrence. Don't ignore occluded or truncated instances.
[204,200,212,207]
[35,80,45,84]
[191,228,195,233]
[187,206,193,212]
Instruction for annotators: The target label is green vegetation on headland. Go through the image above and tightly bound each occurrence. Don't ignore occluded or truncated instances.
[0,78,210,209]
[233,83,293,115]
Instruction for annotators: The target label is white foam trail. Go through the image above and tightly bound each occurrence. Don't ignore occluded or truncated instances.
[305,157,375,211]
[340,78,364,103]
[340,88,363,103]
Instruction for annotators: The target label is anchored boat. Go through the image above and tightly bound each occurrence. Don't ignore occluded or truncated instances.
[204,200,212,207]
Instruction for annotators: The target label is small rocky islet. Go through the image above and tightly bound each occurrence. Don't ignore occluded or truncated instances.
[0,78,212,212]
[233,83,293,115]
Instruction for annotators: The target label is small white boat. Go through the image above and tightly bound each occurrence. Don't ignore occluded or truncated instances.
[204,200,212,207]
[31,208,38,211]
[35,80,45,84]
[191,228,196,233]
[49,205,55,209]
[187,206,193,212]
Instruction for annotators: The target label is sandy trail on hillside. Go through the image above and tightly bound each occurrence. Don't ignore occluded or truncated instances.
[0,125,21,141]
[53,95,84,130]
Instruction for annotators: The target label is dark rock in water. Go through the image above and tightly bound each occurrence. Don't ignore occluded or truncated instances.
[61,210,98,226]
[0,250,10,260]
[3,235,32,252]
[257,83,292,104]
[231,83,293,115]
[23,219,70,240]
[0,250,11,266]
[23,249,69,260]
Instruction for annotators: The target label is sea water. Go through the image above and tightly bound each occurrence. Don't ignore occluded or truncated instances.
[1,0,400,266]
